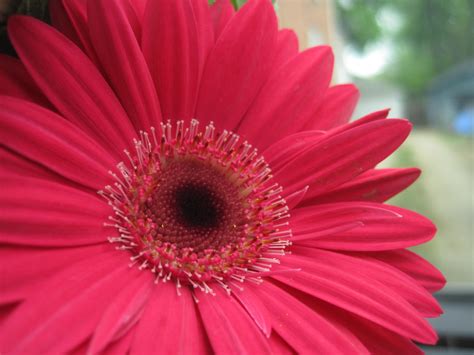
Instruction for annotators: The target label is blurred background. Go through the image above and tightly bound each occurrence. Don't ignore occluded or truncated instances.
[278,0,473,353]
[1,0,473,353]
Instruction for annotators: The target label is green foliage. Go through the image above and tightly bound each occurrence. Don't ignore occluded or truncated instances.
[336,0,474,94]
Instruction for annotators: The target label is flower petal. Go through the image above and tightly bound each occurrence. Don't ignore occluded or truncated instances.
[272,29,299,70]
[296,292,424,355]
[275,118,412,196]
[309,168,421,205]
[370,249,446,292]
[0,55,51,107]
[142,0,213,122]
[273,253,438,344]
[294,202,436,250]
[292,247,442,317]
[263,130,325,172]
[210,0,235,39]
[238,46,333,150]
[0,176,111,247]
[88,272,153,354]
[131,282,210,354]
[0,251,136,354]
[196,0,277,131]
[88,0,161,132]
[257,282,369,354]
[48,0,100,65]
[0,244,110,304]
[197,287,271,354]
[303,84,359,131]
[9,16,136,157]
[232,285,272,338]
[0,96,114,189]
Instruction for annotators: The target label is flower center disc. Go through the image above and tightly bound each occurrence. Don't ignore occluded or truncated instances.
[100,120,291,293]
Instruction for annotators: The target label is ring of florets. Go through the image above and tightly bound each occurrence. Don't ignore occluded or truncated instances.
[99,119,291,295]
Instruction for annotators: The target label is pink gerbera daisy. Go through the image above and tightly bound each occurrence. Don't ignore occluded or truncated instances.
[0,0,445,353]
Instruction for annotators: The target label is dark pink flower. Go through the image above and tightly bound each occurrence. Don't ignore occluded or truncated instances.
[0,0,445,353]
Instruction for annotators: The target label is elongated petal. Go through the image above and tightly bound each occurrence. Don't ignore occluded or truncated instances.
[131,282,210,354]
[9,16,136,157]
[0,176,111,247]
[0,55,51,107]
[198,287,271,354]
[297,293,424,355]
[0,252,135,354]
[303,84,359,130]
[0,96,114,189]
[88,0,161,131]
[285,186,309,210]
[263,130,325,172]
[257,282,368,354]
[275,119,412,196]
[294,202,436,250]
[88,273,153,354]
[142,0,213,122]
[272,29,299,70]
[0,244,110,304]
[102,326,137,355]
[232,286,272,338]
[309,168,421,205]
[49,0,99,64]
[196,0,277,131]
[210,0,235,39]
[273,253,437,344]
[369,249,446,292]
[292,247,442,317]
[238,46,333,150]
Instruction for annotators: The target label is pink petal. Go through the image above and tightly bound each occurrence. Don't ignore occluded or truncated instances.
[0,55,51,108]
[370,249,446,292]
[292,247,442,317]
[275,118,412,196]
[284,186,309,210]
[142,0,213,122]
[273,253,438,344]
[0,251,136,354]
[88,0,161,132]
[325,108,390,137]
[88,272,153,354]
[210,0,235,39]
[197,287,271,354]
[294,202,436,250]
[0,244,111,304]
[272,29,299,70]
[0,96,114,189]
[268,332,294,355]
[238,46,333,150]
[231,285,272,338]
[298,293,424,355]
[309,168,421,205]
[131,282,210,354]
[131,0,147,20]
[48,0,100,65]
[101,326,137,355]
[196,0,277,131]
[263,130,325,172]
[303,84,359,131]
[257,282,369,354]
[9,16,136,157]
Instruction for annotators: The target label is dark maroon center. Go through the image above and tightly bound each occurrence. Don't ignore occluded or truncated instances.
[174,183,223,229]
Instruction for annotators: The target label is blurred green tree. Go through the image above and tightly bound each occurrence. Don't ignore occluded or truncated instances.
[336,0,474,95]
